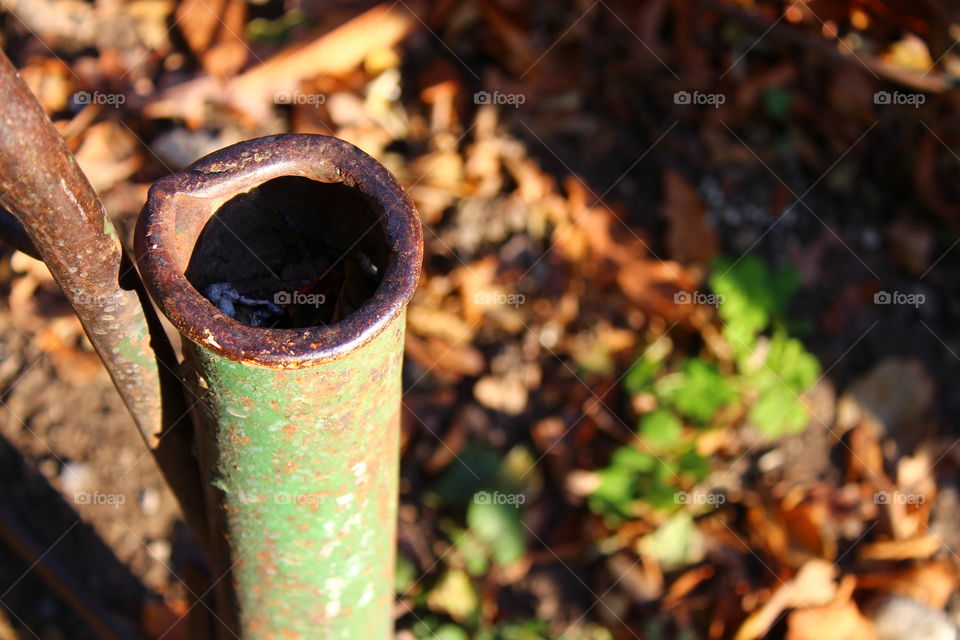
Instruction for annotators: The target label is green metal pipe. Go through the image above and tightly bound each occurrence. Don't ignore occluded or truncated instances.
[135,135,422,639]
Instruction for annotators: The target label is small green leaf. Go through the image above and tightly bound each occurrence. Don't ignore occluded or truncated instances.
[644,465,682,511]
[624,351,667,395]
[763,87,792,120]
[638,511,702,569]
[638,409,683,450]
[431,445,502,506]
[467,500,525,566]
[749,385,810,437]
[663,359,738,423]
[396,551,417,594]
[421,623,470,640]
[608,446,658,472]
[590,466,639,520]
[709,255,800,356]
[677,449,711,481]
[452,529,490,576]
[764,332,820,390]
[425,569,478,621]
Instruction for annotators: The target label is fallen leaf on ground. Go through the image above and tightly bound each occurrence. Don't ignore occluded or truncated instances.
[660,169,719,263]
[786,599,876,640]
[734,559,838,640]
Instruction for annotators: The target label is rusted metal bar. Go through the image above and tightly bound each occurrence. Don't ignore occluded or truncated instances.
[135,134,422,639]
[0,50,209,551]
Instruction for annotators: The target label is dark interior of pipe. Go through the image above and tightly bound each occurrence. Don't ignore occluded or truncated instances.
[185,176,389,329]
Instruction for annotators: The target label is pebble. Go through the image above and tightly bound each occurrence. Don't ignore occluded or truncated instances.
[140,487,160,516]
[146,539,171,565]
[872,596,957,640]
[59,461,90,494]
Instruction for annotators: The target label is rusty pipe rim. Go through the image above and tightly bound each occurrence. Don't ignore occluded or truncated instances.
[135,134,422,369]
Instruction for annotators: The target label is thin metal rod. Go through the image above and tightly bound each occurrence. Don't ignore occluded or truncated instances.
[0,50,209,552]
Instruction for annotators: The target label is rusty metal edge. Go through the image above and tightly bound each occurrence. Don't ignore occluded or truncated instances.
[135,134,423,369]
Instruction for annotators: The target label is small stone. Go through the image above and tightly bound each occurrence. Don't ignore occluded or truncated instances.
[140,488,160,516]
[473,375,527,415]
[146,539,171,565]
[872,596,957,640]
[59,461,90,494]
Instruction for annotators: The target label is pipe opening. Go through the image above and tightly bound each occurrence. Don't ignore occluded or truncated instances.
[137,134,422,366]
[185,176,389,329]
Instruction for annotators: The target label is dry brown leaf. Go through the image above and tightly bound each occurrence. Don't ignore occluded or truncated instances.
[883,33,934,72]
[660,170,719,263]
[408,148,465,220]
[407,306,475,344]
[845,424,886,485]
[73,121,141,194]
[229,4,412,117]
[474,375,527,415]
[175,0,248,78]
[664,564,715,608]
[786,599,876,640]
[35,325,104,386]
[783,499,836,561]
[0,0,97,47]
[608,552,663,602]
[423,409,469,474]
[478,0,538,76]
[617,257,697,321]
[457,256,498,326]
[203,0,248,79]
[0,604,17,640]
[404,332,485,381]
[745,501,789,562]
[560,191,697,320]
[734,560,838,640]
[857,561,957,609]
[176,0,225,58]
[18,57,74,113]
[858,535,942,562]
[897,451,938,499]
[142,596,188,640]
[147,3,414,125]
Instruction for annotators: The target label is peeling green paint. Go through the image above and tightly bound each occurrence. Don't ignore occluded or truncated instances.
[186,316,406,639]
